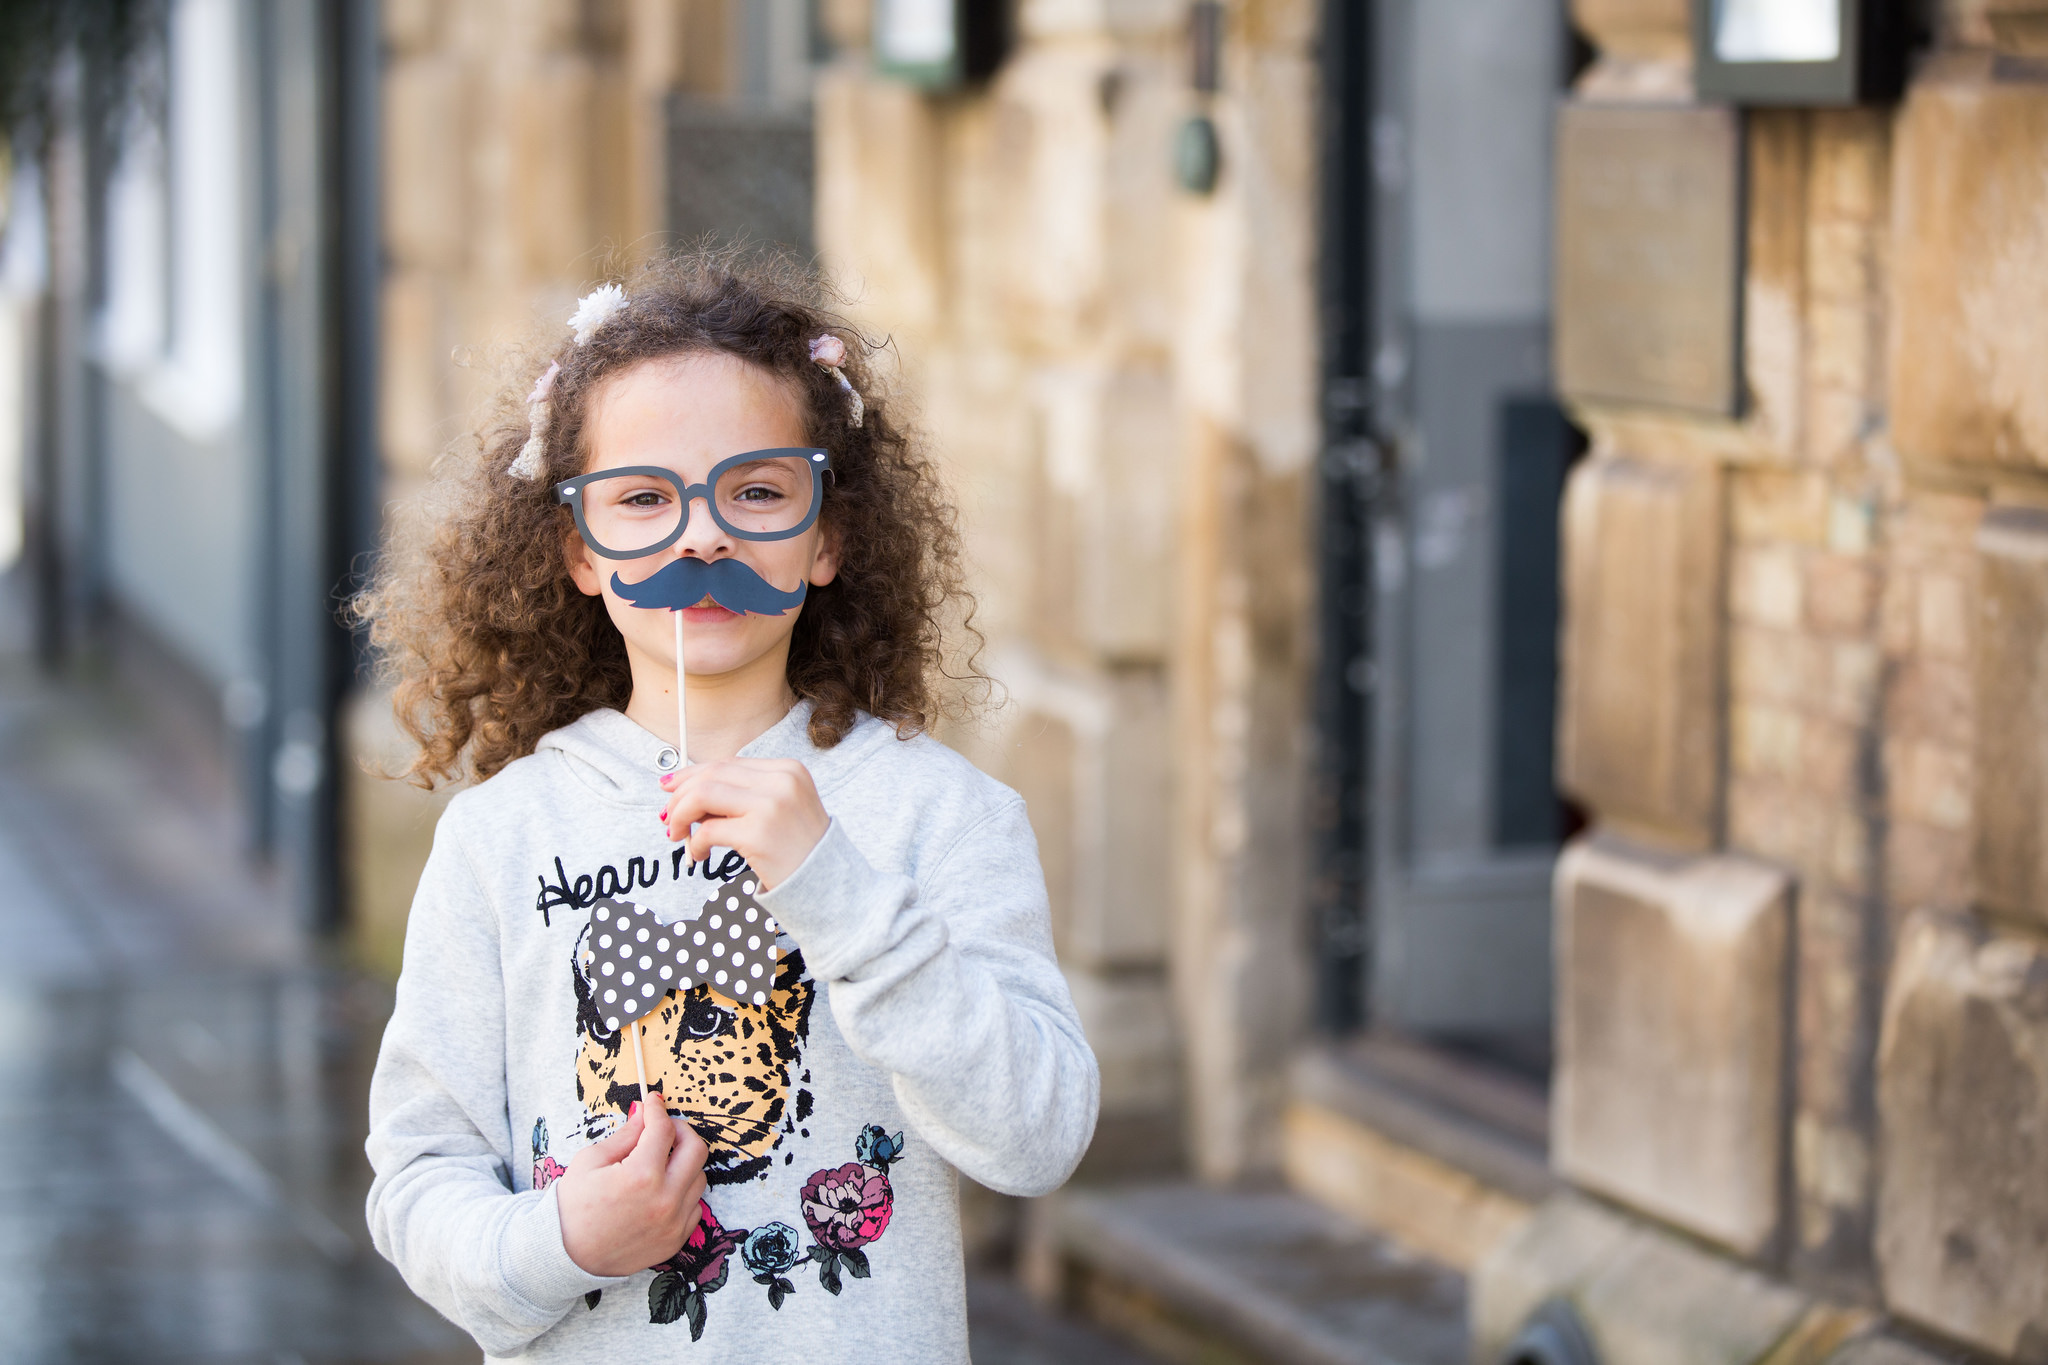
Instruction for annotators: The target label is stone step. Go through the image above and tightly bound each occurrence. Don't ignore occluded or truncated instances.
[1039,1183,1470,1365]
[1282,1037,1556,1272]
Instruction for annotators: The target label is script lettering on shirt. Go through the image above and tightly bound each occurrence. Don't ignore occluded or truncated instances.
[533,847,748,925]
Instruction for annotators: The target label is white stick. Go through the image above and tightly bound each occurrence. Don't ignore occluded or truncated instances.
[673,608,689,765]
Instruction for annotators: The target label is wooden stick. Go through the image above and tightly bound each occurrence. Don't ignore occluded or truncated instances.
[631,1014,652,1108]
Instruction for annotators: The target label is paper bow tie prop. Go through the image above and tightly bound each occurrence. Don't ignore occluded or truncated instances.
[585,881,782,1033]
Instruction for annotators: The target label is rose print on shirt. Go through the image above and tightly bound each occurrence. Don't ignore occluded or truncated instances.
[648,1201,743,1339]
[530,1117,567,1191]
[799,1123,906,1295]
[741,1222,804,1310]
[636,1122,908,1332]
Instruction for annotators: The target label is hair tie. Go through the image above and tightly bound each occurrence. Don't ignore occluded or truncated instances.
[810,334,865,428]
[508,285,628,479]
[505,361,558,479]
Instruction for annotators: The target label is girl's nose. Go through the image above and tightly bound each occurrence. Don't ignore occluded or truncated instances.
[673,495,732,557]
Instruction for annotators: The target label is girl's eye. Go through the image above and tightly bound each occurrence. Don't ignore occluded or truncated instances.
[732,484,785,504]
[624,490,669,508]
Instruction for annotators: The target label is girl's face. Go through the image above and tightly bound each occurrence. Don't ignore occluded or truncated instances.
[567,352,839,691]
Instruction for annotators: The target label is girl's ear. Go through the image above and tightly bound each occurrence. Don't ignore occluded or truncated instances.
[806,520,842,589]
[565,526,605,597]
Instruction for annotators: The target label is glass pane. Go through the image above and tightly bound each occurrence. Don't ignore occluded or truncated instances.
[876,0,954,64]
[714,455,817,536]
[1714,0,1840,62]
[580,472,684,555]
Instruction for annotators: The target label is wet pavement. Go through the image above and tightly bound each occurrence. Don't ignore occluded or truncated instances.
[0,596,1158,1364]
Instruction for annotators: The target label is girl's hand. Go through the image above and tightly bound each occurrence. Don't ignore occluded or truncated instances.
[658,759,830,890]
[558,1101,709,1276]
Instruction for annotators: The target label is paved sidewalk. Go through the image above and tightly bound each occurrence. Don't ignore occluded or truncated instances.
[0,597,1155,1364]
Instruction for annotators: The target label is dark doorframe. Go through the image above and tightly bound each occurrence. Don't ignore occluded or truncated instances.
[1312,0,1379,1034]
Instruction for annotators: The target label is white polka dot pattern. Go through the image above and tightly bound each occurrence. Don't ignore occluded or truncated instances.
[583,880,781,1029]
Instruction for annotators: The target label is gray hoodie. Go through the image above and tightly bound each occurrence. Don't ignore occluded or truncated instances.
[365,704,1100,1361]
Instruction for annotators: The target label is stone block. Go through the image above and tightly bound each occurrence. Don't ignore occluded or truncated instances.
[1472,1193,1817,1365]
[979,50,1109,353]
[1807,110,1888,227]
[1876,911,2048,1356]
[377,270,445,481]
[1236,53,1319,477]
[1728,777,1829,878]
[382,56,467,269]
[995,661,1172,972]
[1732,625,1818,708]
[1732,470,1830,549]
[1883,657,1970,751]
[1918,569,1973,661]
[1558,455,1725,848]
[383,0,438,53]
[1553,835,1792,1256]
[1099,51,1180,352]
[1885,738,1972,832]
[1891,69,2048,471]
[813,69,944,339]
[1821,1333,1955,1365]
[1281,1101,1535,1273]
[1732,702,1804,782]
[1805,299,1875,399]
[1033,365,1177,661]
[1806,220,1877,306]
[507,60,605,278]
[1819,639,1881,726]
[1733,545,1804,630]
[1938,0,1998,46]
[1977,506,2048,926]
[1885,821,1971,912]
[1987,0,2048,54]
[1063,966,1178,1118]
[1744,112,1805,456]
[1571,0,1689,61]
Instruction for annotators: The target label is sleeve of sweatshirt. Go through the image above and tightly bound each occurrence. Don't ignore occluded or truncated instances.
[757,798,1100,1196]
[363,813,621,1356]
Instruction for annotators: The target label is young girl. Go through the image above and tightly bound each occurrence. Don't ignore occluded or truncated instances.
[360,255,1099,1361]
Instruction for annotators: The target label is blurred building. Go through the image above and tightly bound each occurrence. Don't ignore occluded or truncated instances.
[14,0,2048,1361]
[3,0,380,929]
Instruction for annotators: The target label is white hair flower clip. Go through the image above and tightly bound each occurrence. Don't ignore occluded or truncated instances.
[568,283,628,346]
[810,333,864,428]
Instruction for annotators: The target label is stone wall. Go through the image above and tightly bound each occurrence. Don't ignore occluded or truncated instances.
[1524,0,2048,1353]
[814,0,1320,1182]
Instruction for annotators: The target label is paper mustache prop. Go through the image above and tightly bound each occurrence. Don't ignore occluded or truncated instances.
[585,884,782,1031]
[610,556,809,616]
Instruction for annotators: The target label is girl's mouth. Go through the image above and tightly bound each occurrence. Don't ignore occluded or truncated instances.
[682,600,739,623]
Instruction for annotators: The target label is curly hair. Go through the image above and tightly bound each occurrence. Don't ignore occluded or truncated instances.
[355,250,979,787]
